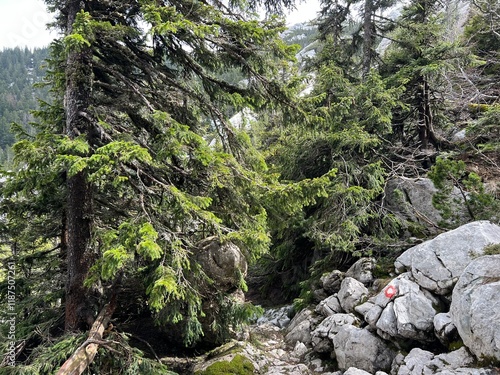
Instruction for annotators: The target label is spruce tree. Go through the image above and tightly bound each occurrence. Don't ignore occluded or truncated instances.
[314,0,396,80]
[1,2,334,369]
[256,35,404,301]
[380,0,466,151]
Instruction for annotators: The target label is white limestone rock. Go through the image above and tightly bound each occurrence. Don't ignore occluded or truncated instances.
[338,277,369,313]
[315,295,343,317]
[311,313,359,353]
[450,255,500,362]
[332,325,396,373]
[285,319,312,347]
[394,221,500,295]
[395,347,485,375]
[345,257,376,285]
[362,274,440,342]
[285,308,322,347]
[257,305,294,328]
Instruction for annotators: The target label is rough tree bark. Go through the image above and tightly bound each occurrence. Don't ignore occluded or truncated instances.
[362,0,375,78]
[417,78,450,150]
[64,0,96,332]
[417,79,430,149]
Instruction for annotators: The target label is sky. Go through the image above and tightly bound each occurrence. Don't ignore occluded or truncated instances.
[0,0,320,50]
[0,0,58,49]
[285,0,321,25]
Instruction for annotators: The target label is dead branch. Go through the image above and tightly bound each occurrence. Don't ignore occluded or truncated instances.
[55,301,116,375]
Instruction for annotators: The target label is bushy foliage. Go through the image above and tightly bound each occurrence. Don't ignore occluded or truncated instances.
[429,157,499,226]
[255,57,405,300]
[1,0,500,370]
[0,2,332,369]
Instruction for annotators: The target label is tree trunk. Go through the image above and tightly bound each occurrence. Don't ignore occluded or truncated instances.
[417,77,449,150]
[417,80,429,149]
[362,0,375,78]
[64,0,96,331]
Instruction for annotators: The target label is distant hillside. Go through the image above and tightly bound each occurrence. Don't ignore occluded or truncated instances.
[282,22,318,49]
[0,47,50,164]
[281,22,319,63]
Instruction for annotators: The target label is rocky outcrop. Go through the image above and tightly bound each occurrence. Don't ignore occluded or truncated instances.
[319,257,375,296]
[450,255,500,362]
[285,308,319,346]
[299,221,500,373]
[198,222,500,374]
[338,277,369,313]
[357,274,441,342]
[315,294,343,317]
[311,313,360,353]
[394,221,500,295]
[393,347,497,375]
[345,257,376,285]
[383,177,468,230]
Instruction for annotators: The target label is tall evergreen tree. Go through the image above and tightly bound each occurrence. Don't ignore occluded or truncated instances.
[256,45,404,301]
[380,0,466,151]
[2,2,334,365]
[313,0,396,80]
[61,0,96,332]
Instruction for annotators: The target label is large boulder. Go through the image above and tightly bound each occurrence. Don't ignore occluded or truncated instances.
[394,221,500,295]
[162,238,247,347]
[338,277,369,313]
[332,325,396,373]
[311,313,360,353]
[321,270,344,295]
[356,273,440,342]
[195,237,248,291]
[285,308,321,347]
[384,177,467,230]
[450,255,500,362]
[285,319,312,347]
[345,257,376,285]
[315,295,343,317]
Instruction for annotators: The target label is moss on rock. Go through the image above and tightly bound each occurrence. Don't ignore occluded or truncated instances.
[194,354,254,375]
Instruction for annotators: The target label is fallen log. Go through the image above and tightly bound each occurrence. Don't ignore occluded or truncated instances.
[55,301,115,375]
